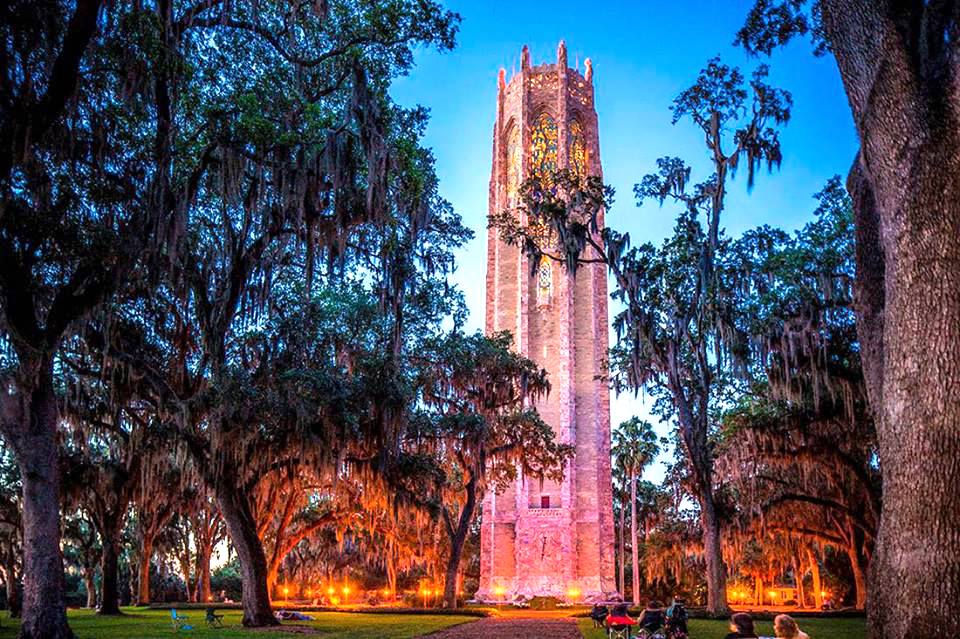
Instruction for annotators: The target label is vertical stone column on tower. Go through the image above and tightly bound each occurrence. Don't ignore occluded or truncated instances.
[478,42,617,604]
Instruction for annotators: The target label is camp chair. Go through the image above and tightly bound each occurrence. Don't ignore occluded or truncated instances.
[205,607,224,628]
[591,605,610,628]
[607,624,633,639]
[171,608,193,631]
[635,627,666,639]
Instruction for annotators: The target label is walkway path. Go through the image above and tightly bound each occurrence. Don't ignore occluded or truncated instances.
[424,616,583,639]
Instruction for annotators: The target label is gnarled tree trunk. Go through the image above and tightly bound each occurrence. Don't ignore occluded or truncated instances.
[443,476,477,610]
[8,367,75,639]
[216,478,277,626]
[97,524,122,615]
[810,4,960,636]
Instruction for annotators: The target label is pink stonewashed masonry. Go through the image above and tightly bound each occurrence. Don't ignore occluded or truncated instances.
[476,42,618,603]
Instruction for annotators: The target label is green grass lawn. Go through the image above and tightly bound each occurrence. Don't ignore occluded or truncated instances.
[577,616,867,639]
[0,607,476,638]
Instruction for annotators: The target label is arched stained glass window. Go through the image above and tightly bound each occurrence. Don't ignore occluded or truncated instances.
[569,119,588,178]
[529,114,558,308]
[530,113,558,179]
[506,124,522,206]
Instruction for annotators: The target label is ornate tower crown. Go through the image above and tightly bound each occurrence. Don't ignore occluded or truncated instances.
[479,43,616,603]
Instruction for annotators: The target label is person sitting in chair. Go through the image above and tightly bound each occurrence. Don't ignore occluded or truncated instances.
[590,603,610,628]
[665,596,688,637]
[637,600,665,633]
[607,602,636,623]
[205,607,224,628]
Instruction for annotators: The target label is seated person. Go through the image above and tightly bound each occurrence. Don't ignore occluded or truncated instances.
[637,600,665,632]
[665,596,688,631]
[774,614,810,639]
[725,612,760,639]
[205,607,224,627]
[606,602,637,628]
[590,603,610,627]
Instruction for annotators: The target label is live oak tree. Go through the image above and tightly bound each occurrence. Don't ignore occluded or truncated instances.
[0,0,162,633]
[716,178,879,608]
[0,0,453,634]
[397,331,571,609]
[737,3,960,636]
[15,0,461,628]
[612,417,660,604]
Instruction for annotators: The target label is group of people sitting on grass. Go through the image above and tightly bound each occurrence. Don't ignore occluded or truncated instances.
[592,599,812,639]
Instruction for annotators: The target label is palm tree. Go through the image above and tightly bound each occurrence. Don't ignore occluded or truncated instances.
[612,418,660,605]
[612,464,629,595]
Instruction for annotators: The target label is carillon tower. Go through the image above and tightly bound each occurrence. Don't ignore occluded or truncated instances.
[477,42,617,602]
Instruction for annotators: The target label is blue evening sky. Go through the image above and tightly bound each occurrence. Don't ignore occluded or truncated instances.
[391,0,859,483]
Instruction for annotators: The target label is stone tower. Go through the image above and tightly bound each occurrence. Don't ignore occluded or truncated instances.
[476,42,617,602]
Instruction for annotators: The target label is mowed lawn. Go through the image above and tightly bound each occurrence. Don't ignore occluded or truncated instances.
[577,616,867,639]
[0,607,476,639]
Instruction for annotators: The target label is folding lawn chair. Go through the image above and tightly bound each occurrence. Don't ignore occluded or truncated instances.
[171,608,193,631]
[206,607,224,628]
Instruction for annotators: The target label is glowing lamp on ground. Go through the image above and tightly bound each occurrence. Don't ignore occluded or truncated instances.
[768,590,778,598]
[567,588,581,600]
[821,590,828,598]
[493,586,505,597]
[327,586,335,596]
[283,586,290,598]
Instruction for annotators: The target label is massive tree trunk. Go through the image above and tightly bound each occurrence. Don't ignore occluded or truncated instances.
[7,367,75,639]
[630,471,640,605]
[813,4,960,636]
[216,478,277,626]
[443,477,477,610]
[98,534,121,615]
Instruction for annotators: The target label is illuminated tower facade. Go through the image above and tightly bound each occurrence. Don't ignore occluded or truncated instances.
[477,42,616,602]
